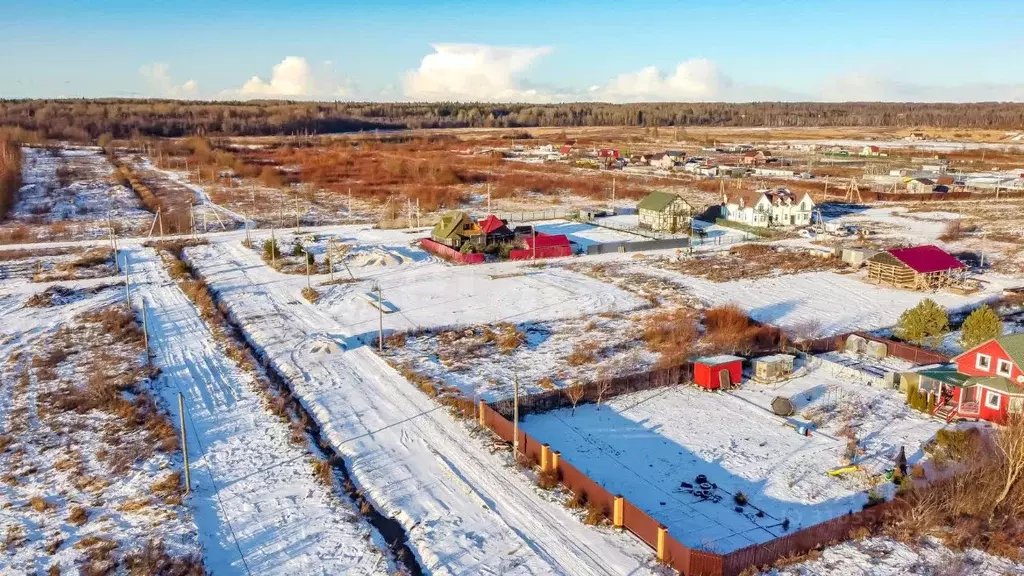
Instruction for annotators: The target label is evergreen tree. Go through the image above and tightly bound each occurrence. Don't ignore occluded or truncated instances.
[960,305,1002,350]
[895,299,949,346]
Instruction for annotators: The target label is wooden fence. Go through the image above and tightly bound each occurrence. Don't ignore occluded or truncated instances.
[803,331,949,365]
[478,400,902,576]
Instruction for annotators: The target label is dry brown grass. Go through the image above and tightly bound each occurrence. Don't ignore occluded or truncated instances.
[642,308,698,367]
[150,472,182,497]
[311,458,334,487]
[68,505,89,526]
[301,286,320,303]
[583,500,606,525]
[122,539,206,576]
[29,495,56,513]
[495,323,527,353]
[536,376,556,390]
[565,343,597,366]
[536,468,560,490]
[654,244,844,283]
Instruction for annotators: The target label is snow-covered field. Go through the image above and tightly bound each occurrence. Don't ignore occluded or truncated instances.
[185,236,662,576]
[3,147,151,240]
[768,536,1024,576]
[521,357,943,554]
[620,264,1004,336]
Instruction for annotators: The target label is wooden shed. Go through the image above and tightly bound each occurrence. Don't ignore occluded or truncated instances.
[693,355,744,390]
[866,245,966,290]
[753,354,795,382]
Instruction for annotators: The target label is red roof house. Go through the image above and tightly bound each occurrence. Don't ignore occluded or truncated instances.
[559,145,573,155]
[866,245,965,290]
[477,215,514,243]
[919,334,1024,424]
[599,148,620,158]
[693,355,744,390]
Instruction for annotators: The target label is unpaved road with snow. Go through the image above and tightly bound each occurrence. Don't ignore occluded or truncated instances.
[126,246,390,575]
[188,240,659,576]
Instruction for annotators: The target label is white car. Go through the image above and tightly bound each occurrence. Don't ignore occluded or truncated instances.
[798,229,817,239]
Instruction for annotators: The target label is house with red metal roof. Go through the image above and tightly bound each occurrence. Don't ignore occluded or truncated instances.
[477,215,514,244]
[865,245,966,290]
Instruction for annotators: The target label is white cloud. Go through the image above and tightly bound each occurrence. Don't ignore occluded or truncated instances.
[226,56,351,99]
[403,44,555,102]
[139,63,198,99]
[600,59,731,101]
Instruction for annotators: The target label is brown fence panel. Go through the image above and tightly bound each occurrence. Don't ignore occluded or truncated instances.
[721,502,900,576]
[558,459,615,516]
[688,548,725,576]
[853,332,950,365]
[621,499,660,549]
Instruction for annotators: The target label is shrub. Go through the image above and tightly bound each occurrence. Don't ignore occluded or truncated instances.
[496,324,526,353]
[29,496,55,513]
[565,344,596,366]
[960,305,1002,350]
[537,468,560,490]
[583,500,606,525]
[312,458,334,487]
[642,308,698,366]
[536,376,556,390]
[733,491,748,506]
[68,505,88,526]
[301,286,320,303]
[150,472,181,496]
[894,299,949,346]
[262,238,281,261]
[564,490,585,510]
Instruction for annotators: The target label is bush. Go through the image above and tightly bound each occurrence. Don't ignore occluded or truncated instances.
[68,505,88,526]
[960,305,1002,350]
[262,238,281,261]
[537,468,560,490]
[583,500,606,525]
[894,299,949,346]
[301,286,320,303]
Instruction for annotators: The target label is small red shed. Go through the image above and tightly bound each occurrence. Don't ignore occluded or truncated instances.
[693,355,744,390]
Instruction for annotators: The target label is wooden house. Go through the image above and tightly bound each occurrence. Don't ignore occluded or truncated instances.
[920,334,1024,424]
[693,355,743,390]
[866,245,966,290]
[430,211,483,249]
[637,191,693,233]
[477,215,514,244]
[906,178,936,194]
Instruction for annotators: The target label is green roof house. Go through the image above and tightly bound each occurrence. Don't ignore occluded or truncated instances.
[431,210,483,248]
[637,191,693,233]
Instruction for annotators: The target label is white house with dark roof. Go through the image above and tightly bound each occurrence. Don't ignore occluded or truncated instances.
[721,188,814,228]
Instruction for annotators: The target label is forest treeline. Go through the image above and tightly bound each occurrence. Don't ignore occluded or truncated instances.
[2,99,1023,140]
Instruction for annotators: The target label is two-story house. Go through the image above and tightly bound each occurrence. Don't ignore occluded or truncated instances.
[920,334,1024,424]
[720,188,815,228]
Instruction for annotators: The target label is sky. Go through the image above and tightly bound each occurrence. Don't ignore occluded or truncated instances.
[2,0,1023,103]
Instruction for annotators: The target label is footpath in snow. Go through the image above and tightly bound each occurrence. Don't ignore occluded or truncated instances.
[187,239,659,576]
[127,246,389,576]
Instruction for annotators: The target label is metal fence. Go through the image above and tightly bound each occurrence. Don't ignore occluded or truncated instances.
[586,237,691,255]
[493,208,577,223]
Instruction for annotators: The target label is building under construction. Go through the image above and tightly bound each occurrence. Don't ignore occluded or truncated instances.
[866,245,966,290]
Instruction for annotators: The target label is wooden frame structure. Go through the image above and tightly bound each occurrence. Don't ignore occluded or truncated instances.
[866,251,963,290]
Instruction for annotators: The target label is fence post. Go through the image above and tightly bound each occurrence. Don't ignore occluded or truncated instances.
[540,444,551,472]
[613,495,624,528]
[657,525,668,562]
[551,450,560,470]
[478,399,486,428]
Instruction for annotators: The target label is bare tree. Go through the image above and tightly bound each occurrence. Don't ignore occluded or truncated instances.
[790,319,824,352]
[596,376,612,410]
[564,383,585,416]
[991,415,1024,517]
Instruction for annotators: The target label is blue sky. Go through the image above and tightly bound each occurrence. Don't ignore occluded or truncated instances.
[2,0,1023,101]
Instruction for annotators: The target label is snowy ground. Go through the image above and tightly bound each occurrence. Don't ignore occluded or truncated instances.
[384,312,659,402]
[0,281,201,573]
[185,236,662,576]
[2,146,150,241]
[612,263,1005,336]
[520,357,943,554]
[127,246,391,575]
[766,536,1024,576]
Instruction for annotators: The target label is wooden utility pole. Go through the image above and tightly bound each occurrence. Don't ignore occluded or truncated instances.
[270,224,277,268]
[416,199,420,228]
[178,393,191,495]
[513,373,520,457]
[158,208,164,237]
[327,239,334,282]
[377,283,384,353]
[304,249,311,289]
[348,188,352,214]
[611,177,616,203]
[124,256,131,308]
[142,299,150,366]
[294,190,301,233]
[487,183,492,213]
[109,222,120,274]
[243,208,251,246]
[531,225,537,260]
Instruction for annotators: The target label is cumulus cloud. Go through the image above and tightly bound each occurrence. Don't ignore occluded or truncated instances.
[226,56,351,99]
[403,44,556,102]
[139,63,198,99]
[600,59,731,101]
